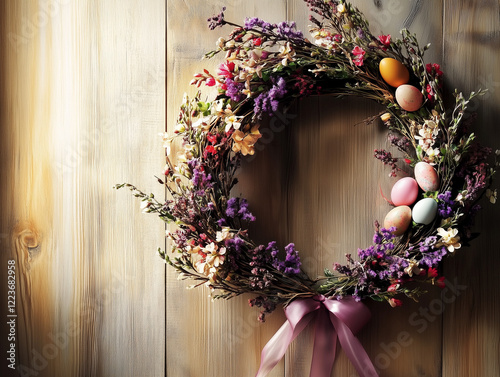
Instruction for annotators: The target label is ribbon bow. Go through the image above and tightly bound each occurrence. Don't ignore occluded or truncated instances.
[255,296,379,377]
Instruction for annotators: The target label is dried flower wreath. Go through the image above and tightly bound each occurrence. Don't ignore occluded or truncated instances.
[116,1,497,375]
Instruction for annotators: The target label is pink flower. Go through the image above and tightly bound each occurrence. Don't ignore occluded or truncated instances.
[427,267,438,278]
[217,61,235,79]
[387,283,400,292]
[352,46,365,66]
[426,63,443,80]
[426,83,435,101]
[436,276,446,289]
[388,298,403,307]
[378,34,391,50]
[206,76,216,86]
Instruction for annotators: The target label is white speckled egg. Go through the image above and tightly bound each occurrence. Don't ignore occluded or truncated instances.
[384,206,412,236]
[414,161,440,192]
[395,84,423,112]
[391,177,419,206]
[412,198,438,225]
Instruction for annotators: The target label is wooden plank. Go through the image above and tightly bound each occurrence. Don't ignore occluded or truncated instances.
[442,1,500,376]
[0,1,165,376]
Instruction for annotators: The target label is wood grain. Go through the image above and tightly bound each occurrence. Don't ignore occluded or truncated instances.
[0,1,165,376]
[442,1,500,376]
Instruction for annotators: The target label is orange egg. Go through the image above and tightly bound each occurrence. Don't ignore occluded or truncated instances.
[379,58,410,87]
[383,206,412,236]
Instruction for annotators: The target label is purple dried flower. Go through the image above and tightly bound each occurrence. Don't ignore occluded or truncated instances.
[276,21,303,39]
[225,78,245,102]
[437,191,454,218]
[253,77,287,117]
[244,17,273,31]
[374,149,400,177]
[207,7,226,30]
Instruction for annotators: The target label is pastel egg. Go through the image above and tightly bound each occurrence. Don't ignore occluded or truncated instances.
[391,177,419,206]
[384,206,412,236]
[414,161,440,192]
[395,85,423,112]
[412,198,438,225]
[379,58,410,87]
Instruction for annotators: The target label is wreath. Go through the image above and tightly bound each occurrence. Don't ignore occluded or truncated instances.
[116,1,497,375]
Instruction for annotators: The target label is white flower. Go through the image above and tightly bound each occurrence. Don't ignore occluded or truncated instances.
[225,114,243,132]
[216,37,226,49]
[140,200,150,213]
[436,227,461,252]
[404,261,422,277]
[160,132,172,156]
[216,227,233,242]
[455,191,467,206]
[174,123,185,133]
[204,243,226,267]
[192,115,215,130]
[486,189,497,204]
[425,147,440,159]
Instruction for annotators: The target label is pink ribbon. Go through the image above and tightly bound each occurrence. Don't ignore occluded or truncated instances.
[255,296,379,377]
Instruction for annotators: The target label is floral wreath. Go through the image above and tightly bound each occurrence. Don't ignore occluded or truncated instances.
[117,1,497,375]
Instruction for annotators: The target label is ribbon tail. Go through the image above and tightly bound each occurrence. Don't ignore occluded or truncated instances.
[310,307,337,377]
[255,312,314,377]
[330,314,379,377]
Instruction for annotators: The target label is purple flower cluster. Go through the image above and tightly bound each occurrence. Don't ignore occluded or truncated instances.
[207,7,226,30]
[458,143,492,201]
[388,133,411,152]
[188,159,214,196]
[225,197,256,222]
[249,245,274,290]
[374,149,399,177]
[304,0,336,27]
[358,227,396,260]
[225,78,245,102]
[465,163,489,201]
[248,296,277,322]
[408,236,448,268]
[276,21,303,40]
[166,192,199,225]
[268,242,302,275]
[244,17,273,32]
[253,77,287,117]
[437,191,454,218]
[224,236,245,271]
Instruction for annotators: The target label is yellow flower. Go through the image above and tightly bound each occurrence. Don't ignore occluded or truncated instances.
[436,227,461,252]
[232,125,262,156]
[380,113,392,122]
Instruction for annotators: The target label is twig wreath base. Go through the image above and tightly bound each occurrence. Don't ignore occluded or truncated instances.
[116,0,497,374]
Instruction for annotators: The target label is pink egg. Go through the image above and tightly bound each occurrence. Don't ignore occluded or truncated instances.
[391,177,419,206]
[384,206,412,236]
[414,161,440,192]
[395,84,423,112]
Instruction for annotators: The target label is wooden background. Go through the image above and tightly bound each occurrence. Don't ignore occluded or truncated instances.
[1,0,499,376]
